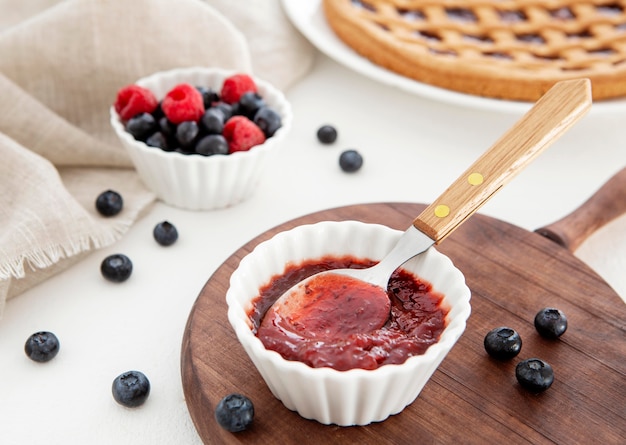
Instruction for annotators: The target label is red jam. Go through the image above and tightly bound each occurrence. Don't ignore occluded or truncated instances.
[248,255,449,371]
[265,272,392,339]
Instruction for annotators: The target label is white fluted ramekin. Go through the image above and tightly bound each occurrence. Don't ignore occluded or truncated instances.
[110,67,292,211]
[226,221,471,426]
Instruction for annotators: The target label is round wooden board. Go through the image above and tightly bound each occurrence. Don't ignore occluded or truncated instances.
[181,203,626,444]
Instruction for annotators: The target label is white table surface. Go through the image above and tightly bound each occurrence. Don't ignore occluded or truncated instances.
[1,53,625,445]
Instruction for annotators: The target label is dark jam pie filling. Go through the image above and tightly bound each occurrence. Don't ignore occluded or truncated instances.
[549,7,576,20]
[398,8,425,21]
[498,9,528,22]
[445,7,478,22]
[352,0,376,12]
[249,255,449,371]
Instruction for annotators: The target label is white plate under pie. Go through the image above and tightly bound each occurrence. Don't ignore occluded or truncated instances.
[281,0,626,115]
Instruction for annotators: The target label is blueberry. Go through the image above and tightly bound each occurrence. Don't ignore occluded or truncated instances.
[152,102,165,120]
[125,112,157,141]
[153,221,178,246]
[200,108,225,134]
[254,107,282,137]
[101,254,133,282]
[317,125,337,144]
[534,307,568,338]
[238,92,266,119]
[484,327,522,360]
[229,102,242,117]
[174,147,194,155]
[215,393,254,432]
[196,86,220,108]
[96,190,123,217]
[158,116,176,138]
[176,120,200,148]
[25,331,60,363]
[112,370,150,407]
[515,358,554,392]
[145,132,169,150]
[213,102,234,121]
[196,134,229,156]
[339,149,363,172]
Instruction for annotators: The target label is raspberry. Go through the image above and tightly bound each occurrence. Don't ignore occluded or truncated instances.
[161,83,205,125]
[223,116,266,153]
[220,74,257,104]
[114,85,158,121]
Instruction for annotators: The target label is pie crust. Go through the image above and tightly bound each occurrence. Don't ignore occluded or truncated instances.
[323,0,626,101]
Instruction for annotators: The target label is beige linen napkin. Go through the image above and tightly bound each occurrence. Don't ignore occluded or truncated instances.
[0,0,314,317]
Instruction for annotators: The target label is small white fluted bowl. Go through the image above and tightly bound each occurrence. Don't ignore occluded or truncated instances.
[226,221,471,426]
[110,67,292,211]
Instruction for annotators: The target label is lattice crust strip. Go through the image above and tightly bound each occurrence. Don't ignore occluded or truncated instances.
[323,0,626,101]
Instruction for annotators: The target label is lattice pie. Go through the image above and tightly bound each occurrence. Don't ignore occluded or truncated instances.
[323,0,626,101]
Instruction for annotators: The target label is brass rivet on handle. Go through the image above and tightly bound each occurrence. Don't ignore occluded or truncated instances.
[468,172,484,185]
[434,205,450,218]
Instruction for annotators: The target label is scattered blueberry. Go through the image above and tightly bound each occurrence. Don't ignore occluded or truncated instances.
[484,327,522,360]
[534,307,568,338]
[215,393,254,433]
[515,358,554,392]
[24,331,60,363]
[317,125,337,144]
[96,190,123,217]
[196,134,229,156]
[153,221,178,246]
[101,254,133,282]
[339,149,363,172]
[125,113,157,140]
[112,370,151,407]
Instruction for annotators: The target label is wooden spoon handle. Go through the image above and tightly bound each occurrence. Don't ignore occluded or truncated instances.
[413,78,592,243]
[534,167,626,252]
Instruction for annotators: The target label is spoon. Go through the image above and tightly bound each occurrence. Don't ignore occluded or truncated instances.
[266,79,592,336]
